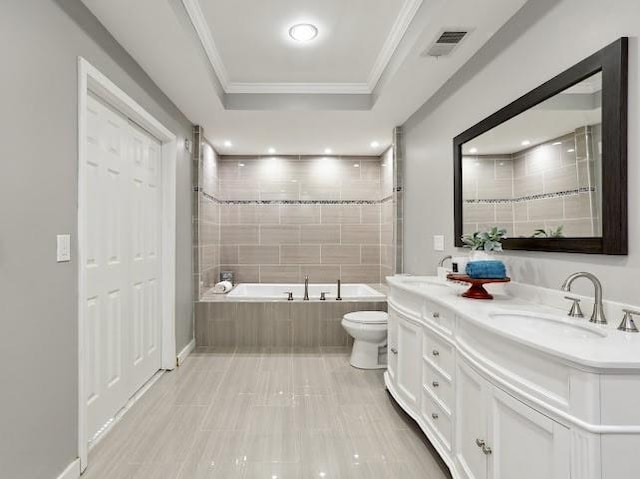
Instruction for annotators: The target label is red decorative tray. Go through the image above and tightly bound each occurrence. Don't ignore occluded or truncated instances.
[447,274,511,300]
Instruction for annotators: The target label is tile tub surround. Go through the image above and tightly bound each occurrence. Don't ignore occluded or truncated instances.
[210,154,397,286]
[195,300,388,348]
[462,125,601,237]
[81,347,451,479]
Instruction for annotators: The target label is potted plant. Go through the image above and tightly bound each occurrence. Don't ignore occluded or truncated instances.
[461,227,507,261]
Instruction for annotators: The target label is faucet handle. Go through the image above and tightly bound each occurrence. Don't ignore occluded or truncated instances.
[283,291,294,301]
[564,296,584,318]
[618,309,640,333]
[319,291,330,301]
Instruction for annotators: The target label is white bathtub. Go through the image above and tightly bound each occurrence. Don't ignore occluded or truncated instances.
[226,283,386,301]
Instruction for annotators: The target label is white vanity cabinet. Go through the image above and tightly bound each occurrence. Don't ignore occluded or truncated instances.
[455,358,570,479]
[384,277,640,479]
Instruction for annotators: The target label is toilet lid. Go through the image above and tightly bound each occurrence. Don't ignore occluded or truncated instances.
[344,311,389,324]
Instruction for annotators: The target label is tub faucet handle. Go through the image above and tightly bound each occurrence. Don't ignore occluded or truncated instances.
[283,291,294,301]
[320,291,330,301]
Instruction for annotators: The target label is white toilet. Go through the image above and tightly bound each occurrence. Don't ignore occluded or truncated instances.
[341,311,389,369]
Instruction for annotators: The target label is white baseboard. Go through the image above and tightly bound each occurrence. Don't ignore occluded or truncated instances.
[57,458,80,479]
[177,338,195,366]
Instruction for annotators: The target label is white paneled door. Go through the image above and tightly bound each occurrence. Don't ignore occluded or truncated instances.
[83,93,162,442]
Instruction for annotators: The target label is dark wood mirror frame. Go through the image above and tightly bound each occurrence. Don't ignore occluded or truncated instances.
[454,38,628,255]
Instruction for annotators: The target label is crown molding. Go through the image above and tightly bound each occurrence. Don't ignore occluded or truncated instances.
[181,0,422,95]
[181,0,230,89]
[226,82,371,95]
[367,0,424,91]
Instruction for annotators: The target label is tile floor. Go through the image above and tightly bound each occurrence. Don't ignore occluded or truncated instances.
[83,347,451,479]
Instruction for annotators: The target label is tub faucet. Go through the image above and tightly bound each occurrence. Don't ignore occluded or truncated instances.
[561,272,607,324]
[336,279,342,301]
[304,275,309,301]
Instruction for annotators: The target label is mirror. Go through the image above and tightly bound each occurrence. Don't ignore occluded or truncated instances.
[454,38,628,254]
[461,72,602,239]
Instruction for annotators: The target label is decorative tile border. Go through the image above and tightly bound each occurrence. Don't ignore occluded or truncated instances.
[199,189,393,205]
[464,187,595,205]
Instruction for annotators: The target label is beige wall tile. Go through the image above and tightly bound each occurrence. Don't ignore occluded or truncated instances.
[341,265,381,283]
[361,245,381,264]
[514,174,543,197]
[564,193,592,219]
[300,225,340,244]
[300,265,341,283]
[260,180,300,200]
[321,205,360,224]
[221,225,259,244]
[360,205,380,224]
[238,245,280,264]
[260,265,300,283]
[261,225,301,245]
[463,204,494,223]
[341,225,380,244]
[281,245,321,264]
[236,205,280,224]
[299,183,341,200]
[543,164,578,193]
[220,179,260,200]
[495,204,514,222]
[220,245,239,264]
[321,245,360,264]
[546,218,595,237]
[359,160,381,180]
[513,221,545,238]
[513,202,528,222]
[341,179,381,200]
[477,178,513,200]
[528,197,564,221]
[280,205,321,224]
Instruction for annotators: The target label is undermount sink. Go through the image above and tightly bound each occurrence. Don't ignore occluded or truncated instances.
[486,312,608,341]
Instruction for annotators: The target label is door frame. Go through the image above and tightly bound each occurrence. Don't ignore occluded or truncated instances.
[77,57,177,471]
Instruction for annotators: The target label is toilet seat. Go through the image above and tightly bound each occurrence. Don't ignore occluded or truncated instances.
[343,311,388,325]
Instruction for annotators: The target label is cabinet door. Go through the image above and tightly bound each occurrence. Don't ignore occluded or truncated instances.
[396,316,421,408]
[455,359,488,479]
[488,386,570,479]
[387,308,399,382]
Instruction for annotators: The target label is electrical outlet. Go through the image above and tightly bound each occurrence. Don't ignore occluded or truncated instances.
[433,235,445,252]
[57,234,71,262]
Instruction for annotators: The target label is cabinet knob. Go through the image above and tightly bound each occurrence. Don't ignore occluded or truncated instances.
[482,444,492,455]
[390,347,398,355]
[432,380,439,388]
[432,312,440,319]
[432,349,440,357]
[431,413,439,420]
[475,438,485,448]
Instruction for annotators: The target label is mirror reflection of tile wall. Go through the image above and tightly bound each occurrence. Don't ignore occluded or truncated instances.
[462,124,601,238]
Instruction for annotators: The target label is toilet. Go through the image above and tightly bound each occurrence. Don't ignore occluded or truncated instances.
[341,311,389,369]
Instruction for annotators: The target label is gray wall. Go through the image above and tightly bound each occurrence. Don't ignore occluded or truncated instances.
[402,0,639,302]
[0,1,193,478]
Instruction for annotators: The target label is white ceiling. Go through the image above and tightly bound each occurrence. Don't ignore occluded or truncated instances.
[81,0,529,155]
[198,0,406,85]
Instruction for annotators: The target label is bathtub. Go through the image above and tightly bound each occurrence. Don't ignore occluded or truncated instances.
[226,283,386,301]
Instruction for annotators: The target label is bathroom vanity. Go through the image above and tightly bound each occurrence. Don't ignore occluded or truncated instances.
[385,275,640,479]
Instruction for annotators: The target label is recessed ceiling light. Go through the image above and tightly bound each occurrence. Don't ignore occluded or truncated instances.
[289,23,318,42]
[370,141,379,148]
[552,141,562,146]
[324,148,332,154]
[521,140,531,146]
[238,163,245,167]
[469,147,478,154]
[267,147,276,154]
[223,140,232,147]
[567,148,575,153]
[353,163,360,168]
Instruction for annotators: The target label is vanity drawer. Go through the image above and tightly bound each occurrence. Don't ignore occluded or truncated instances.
[422,388,452,451]
[423,360,453,413]
[423,327,455,377]
[424,300,454,334]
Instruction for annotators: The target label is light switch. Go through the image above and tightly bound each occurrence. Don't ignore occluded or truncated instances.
[57,234,71,262]
[433,235,445,252]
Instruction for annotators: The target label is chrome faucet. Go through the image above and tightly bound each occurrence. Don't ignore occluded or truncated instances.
[303,275,309,301]
[438,255,453,268]
[561,272,607,324]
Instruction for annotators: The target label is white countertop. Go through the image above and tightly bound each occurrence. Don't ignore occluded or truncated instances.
[387,275,640,371]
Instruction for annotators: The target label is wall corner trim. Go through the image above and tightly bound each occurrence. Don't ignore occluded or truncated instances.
[177,338,196,366]
[56,459,80,479]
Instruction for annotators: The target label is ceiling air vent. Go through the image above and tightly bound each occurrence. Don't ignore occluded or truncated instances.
[422,30,469,58]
